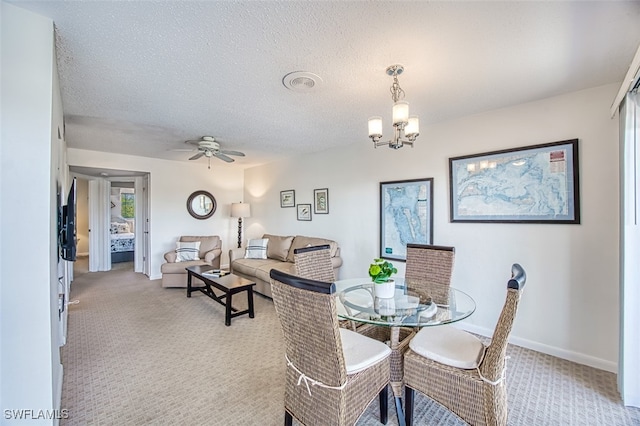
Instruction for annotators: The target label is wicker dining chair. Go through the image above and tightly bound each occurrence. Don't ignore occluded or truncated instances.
[405,244,456,305]
[403,263,527,426]
[269,269,392,426]
[293,244,335,282]
[294,244,358,331]
[356,244,456,396]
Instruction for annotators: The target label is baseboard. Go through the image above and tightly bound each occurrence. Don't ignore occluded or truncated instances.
[456,323,617,373]
[55,364,63,426]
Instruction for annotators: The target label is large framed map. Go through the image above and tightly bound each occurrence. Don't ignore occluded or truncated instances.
[380,178,433,261]
[449,139,580,224]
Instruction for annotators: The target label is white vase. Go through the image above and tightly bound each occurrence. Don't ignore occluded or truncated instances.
[373,279,395,299]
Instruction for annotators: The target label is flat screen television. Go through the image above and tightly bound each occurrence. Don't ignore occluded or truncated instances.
[60,178,77,261]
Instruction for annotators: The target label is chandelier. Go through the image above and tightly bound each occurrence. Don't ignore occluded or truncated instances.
[368,64,420,149]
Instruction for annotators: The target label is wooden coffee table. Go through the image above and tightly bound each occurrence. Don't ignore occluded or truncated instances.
[186,265,256,326]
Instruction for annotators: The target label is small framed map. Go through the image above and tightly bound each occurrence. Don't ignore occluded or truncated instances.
[380,178,434,261]
[449,139,580,223]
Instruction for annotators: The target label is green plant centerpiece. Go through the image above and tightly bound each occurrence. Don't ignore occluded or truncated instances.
[368,258,397,283]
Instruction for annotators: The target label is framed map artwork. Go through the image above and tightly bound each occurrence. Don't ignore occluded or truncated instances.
[380,178,434,261]
[449,139,580,223]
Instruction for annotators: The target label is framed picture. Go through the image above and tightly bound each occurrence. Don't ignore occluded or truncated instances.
[280,190,295,208]
[380,178,434,261]
[449,139,580,223]
[297,204,312,221]
[313,188,329,214]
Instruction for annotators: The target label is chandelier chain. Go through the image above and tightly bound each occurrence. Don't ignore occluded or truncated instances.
[390,74,405,103]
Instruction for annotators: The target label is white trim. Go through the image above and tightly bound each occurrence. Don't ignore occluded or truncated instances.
[611,43,640,117]
[53,364,63,426]
[456,323,617,373]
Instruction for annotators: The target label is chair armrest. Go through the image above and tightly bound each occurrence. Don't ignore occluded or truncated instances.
[229,248,245,262]
[204,248,222,264]
[164,251,177,263]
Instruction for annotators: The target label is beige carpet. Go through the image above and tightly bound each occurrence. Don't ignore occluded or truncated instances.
[61,259,640,425]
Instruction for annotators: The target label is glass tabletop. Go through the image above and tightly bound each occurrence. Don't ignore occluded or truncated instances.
[335,277,476,327]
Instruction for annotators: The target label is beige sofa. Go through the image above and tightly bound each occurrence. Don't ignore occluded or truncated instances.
[229,234,342,298]
[161,235,222,288]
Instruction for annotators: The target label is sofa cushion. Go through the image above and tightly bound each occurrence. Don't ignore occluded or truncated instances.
[245,238,268,259]
[286,235,339,262]
[232,258,285,278]
[263,234,294,261]
[255,261,296,285]
[180,236,220,258]
[175,241,201,262]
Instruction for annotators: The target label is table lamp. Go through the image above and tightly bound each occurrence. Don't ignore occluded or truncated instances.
[230,202,251,248]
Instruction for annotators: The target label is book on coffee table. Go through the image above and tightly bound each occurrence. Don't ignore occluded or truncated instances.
[201,269,229,278]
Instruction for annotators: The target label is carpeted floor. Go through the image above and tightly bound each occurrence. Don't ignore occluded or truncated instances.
[61,259,640,425]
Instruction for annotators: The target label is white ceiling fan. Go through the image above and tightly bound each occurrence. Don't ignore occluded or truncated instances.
[174,136,245,168]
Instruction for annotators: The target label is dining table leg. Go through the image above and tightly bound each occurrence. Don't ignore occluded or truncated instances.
[389,326,407,426]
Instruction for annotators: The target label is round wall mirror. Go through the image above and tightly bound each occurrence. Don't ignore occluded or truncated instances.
[187,190,216,219]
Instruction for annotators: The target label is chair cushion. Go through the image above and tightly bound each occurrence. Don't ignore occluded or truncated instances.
[409,325,485,370]
[175,241,201,262]
[245,238,268,259]
[339,328,391,374]
[263,234,294,261]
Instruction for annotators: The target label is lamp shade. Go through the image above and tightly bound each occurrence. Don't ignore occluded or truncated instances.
[405,115,420,137]
[392,101,409,125]
[368,116,383,137]
[230,202,251,218]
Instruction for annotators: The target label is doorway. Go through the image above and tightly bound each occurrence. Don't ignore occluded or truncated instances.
[70,167,150,277]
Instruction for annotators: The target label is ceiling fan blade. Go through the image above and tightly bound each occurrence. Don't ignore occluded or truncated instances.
[189,152,205,160]
[170,148,196,152]
[219,149,245,157]
[213,153,235,163]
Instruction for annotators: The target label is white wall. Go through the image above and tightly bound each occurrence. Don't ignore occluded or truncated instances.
[67,149,244,279]
[244,83,620,371]
[1,2,65,423]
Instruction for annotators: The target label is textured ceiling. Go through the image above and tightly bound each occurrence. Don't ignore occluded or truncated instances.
[10,1,640,169]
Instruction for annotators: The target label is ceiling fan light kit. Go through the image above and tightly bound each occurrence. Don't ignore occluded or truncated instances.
[368,64,420,150]
[181,136,245,169]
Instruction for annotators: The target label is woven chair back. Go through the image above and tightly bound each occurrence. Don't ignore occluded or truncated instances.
[405,244,455,304]
[294,244,335,282]
[270,270,347,388]
[480,263,527,383]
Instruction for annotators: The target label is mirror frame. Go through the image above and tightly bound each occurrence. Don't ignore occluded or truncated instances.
[186,190,217,220]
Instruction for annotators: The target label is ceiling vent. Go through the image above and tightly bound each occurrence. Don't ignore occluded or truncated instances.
[282,71,322,92]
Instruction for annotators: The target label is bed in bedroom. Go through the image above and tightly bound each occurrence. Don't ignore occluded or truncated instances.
[110,221,135,263]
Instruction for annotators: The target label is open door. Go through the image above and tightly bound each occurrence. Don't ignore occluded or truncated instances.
[134,174,150,276]
[88,178,111,271]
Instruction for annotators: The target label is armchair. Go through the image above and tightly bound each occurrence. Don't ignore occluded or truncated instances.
[161,235,222,288]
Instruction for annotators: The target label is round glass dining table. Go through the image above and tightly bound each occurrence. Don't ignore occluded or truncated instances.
[334,277,476,407]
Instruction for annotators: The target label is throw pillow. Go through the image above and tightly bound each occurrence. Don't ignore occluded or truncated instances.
[175,241,201,262]
[116,223,130,233]
[244,238,268,259]
[110,223,119,234]
[263,234,294,261]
